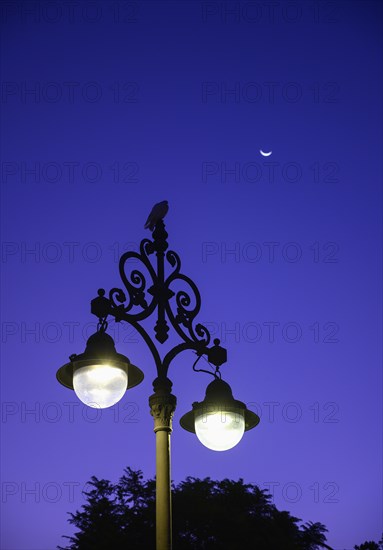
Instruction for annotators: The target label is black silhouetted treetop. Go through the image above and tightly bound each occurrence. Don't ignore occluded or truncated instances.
[58,466,330,550]
[354,537,383,550]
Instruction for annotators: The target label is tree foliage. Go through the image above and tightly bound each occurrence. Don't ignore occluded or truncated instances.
[354,537,383,550]
[59,467,332,550]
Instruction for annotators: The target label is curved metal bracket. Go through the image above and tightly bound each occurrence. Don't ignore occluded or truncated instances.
[91,220,227,384]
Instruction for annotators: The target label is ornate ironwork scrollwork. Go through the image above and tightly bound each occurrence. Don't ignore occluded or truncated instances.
[93,220,220,379]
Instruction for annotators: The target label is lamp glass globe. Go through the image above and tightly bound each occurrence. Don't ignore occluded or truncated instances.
[73,364,127,409]
[195,409,245,451]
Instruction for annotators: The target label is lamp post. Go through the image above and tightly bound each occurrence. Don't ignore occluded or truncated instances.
[56,216,260,550]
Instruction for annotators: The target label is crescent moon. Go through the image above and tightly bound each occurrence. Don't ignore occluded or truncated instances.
[260,150,272,157]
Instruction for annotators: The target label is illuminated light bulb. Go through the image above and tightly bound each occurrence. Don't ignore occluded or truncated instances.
[180,377,260,451]
[73,364,128,409]
[195,408,245,451]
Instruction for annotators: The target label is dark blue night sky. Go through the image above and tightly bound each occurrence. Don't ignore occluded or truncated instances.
[1,1,382,548]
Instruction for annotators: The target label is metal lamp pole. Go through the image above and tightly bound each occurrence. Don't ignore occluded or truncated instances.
[88,220,226,550]
[56,217,259,550]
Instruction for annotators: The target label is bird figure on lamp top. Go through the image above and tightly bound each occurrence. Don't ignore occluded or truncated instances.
[144,200,169,231]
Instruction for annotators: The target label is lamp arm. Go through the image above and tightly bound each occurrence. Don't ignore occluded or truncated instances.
[90,220,227,383]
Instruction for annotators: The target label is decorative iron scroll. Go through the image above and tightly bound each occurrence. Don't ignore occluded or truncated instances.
[92,220,213,378]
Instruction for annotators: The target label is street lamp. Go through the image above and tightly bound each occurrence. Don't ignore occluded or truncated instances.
[56,216,260,550]
[56,325,144,408]
[180,376,259,451]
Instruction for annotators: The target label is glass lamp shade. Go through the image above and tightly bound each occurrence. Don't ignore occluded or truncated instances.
[73,364,128,409]
[195,408,245,451]
[56,330,144,408]
[180,378,260,452]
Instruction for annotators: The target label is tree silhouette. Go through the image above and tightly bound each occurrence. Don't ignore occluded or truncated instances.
[58,467,332,550]
[354,537,383,550]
